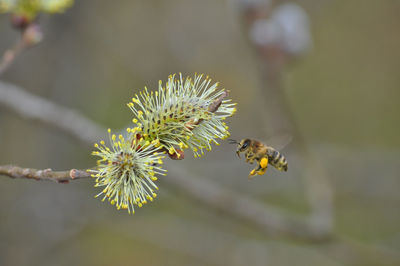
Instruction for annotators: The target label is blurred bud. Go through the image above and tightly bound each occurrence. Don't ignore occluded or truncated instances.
[249,3,312,57]
[250,18,281,47]
[40,0,74,14]
[271,3,312,56]
[22,24,43,46]
[10,14,32,30]
[236,0,272,11]
[235,0,273,24]
[1,0,74,30]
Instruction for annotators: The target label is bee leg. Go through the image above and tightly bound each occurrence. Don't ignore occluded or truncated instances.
[248,167,258,178]
[247,155,256,164]
[245,152,253,163]
[249,156,266,178]
[249,169,256,177]
[255,158,268,175]
[256,166,267,175]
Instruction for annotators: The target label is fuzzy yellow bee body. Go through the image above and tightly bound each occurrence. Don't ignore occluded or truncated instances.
[230,138,288,176]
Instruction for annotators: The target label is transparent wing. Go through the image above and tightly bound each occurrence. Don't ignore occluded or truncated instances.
[261,132,292,150]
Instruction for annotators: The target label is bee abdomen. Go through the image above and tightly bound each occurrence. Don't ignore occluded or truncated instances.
[269,149,288,172]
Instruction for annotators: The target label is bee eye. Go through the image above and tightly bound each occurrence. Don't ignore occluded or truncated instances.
[242,142,248,149]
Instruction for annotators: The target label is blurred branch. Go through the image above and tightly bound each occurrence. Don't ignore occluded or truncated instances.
[0,165,91,183]
[0,24,43,76]
[0,81,332,241]
[239,0,334,233]
[167,166,331,241]
[0,37,26,76]
[0,80,105,143]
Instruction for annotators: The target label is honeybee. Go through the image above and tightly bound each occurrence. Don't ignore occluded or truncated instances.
[228,138,288,176]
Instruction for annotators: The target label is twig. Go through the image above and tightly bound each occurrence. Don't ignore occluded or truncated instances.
[0,165,91,183]
[0,24,43,76]
[0,38,26,76]
[0,81,332,241]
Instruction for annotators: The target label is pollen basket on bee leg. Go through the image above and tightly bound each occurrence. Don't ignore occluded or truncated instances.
[260,157,269,169]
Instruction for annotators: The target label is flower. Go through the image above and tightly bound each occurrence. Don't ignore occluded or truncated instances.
[91,128,166,214]
[0,0,74,21]
[127,74,237,158]
[91,74,236,213]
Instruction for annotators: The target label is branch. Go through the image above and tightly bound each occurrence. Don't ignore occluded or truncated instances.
[167,166,331,241]
[0,24,43,76]
[0,81,332,241]
[0,165,91,183]
[0,38,26,76]
[0,162,329,241]
[0,80,105,144]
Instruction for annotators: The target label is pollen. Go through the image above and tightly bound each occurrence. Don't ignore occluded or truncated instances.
[260,157,269,169]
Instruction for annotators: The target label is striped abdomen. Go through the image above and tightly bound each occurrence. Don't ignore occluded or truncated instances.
[267,147,288,172]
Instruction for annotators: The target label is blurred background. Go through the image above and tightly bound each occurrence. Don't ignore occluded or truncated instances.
[0,0,399,265]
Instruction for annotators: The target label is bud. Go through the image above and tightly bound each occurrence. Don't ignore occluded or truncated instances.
[22,24,43,46]
[10,14,32,30]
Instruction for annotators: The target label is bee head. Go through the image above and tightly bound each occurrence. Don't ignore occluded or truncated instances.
[238,139,251,151]
[235,138,251,158]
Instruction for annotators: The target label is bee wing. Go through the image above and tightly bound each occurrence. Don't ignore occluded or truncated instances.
[262,132,292,150]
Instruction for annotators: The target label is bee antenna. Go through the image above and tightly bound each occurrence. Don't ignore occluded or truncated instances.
[228,139,239,144]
